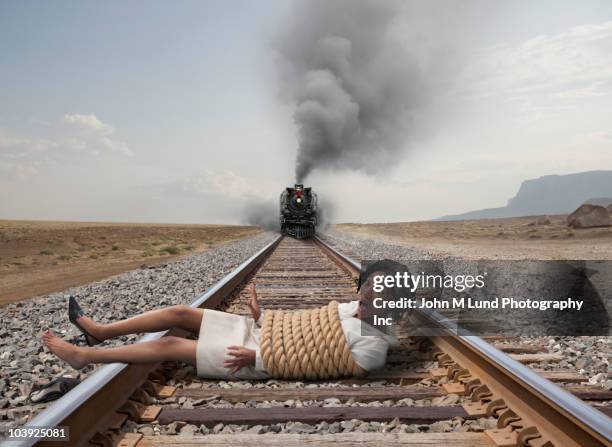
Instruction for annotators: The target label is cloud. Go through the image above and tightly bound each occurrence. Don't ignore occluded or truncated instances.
[181,170,257,199]
[460,21,612,120]
[63,113,133,156]
[149,170,281,227]
[578,130,612,144]
[552,86,607,100]
[0,132,56,178]
[0,160,38,178]
[158,169,263,200]
[0,132,57,156]
[63,113,114,133]
[0,114,133,178]
[465,21,612,94]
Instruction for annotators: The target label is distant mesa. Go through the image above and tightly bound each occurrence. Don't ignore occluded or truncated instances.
[437,170,612,221]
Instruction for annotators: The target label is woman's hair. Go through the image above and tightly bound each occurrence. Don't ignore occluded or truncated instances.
[357,259,411,298]
[356,259,410,341]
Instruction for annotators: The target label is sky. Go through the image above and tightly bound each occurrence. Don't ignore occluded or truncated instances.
[1,0,612,224]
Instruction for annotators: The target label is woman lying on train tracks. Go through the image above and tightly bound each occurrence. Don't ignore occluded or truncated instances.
[43,265,398,380]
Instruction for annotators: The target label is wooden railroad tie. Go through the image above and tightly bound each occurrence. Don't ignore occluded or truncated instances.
[175,383,611,404]
[394,351,564,364]
[491,343,547,354]
[175,386,446,402]
[157,406,473,426]
[135,432,497,446]
[428,367,587,384]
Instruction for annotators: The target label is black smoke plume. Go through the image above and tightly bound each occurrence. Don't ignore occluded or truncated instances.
[275,0,437,182]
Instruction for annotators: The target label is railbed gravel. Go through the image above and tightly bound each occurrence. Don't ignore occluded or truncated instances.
[131,415,498,436]
[160,394,466,409]
[0,231,277,429]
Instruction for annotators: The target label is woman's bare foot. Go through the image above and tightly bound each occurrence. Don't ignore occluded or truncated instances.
[43,331,89,370]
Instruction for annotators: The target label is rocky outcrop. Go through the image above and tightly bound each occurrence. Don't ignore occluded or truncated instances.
[567,204,612,229]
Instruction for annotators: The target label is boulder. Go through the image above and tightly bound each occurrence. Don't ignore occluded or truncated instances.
[567,204,612,228]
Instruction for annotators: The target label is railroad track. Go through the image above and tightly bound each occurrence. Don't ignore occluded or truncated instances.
[14,235,612,447]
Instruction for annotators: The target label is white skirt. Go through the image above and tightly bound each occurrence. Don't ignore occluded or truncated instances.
[196,309,270,380]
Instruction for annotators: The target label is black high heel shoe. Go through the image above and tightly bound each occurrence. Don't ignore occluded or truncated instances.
[29,375,81,403]
[68,295,102,347]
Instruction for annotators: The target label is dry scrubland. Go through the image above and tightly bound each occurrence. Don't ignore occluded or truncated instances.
[0,220,260,306]
[335,214,612,260]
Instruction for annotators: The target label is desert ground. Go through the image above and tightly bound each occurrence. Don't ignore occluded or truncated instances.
[0,220,260,306]
[333,214,612,260]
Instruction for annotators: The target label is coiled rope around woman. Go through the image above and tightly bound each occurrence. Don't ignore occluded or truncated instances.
[259,301,365,379]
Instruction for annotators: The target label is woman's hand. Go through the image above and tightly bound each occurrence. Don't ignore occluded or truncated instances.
[246,283,260,321]
[224,345,256,375]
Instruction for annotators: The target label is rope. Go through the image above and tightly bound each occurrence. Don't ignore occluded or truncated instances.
[260,301,365,379]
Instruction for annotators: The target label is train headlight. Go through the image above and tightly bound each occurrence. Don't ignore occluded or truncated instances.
[296,198,302,203]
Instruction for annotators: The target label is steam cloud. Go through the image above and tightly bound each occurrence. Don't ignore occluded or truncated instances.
[316,196,336,230]
[243,199,280,231]
[275,0,438,182]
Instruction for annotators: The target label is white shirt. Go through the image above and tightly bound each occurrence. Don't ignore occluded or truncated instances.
[254,301,393,373]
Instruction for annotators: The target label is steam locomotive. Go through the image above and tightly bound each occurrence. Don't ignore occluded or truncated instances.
[280,184,318,239]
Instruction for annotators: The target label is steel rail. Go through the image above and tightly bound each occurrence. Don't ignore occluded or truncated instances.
[16,235,283,447]
[314,235,612,447]
[421,312,612,447]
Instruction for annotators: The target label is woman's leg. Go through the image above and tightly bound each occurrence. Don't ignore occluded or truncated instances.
[43,331,197,370]
[77,305,204,341]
